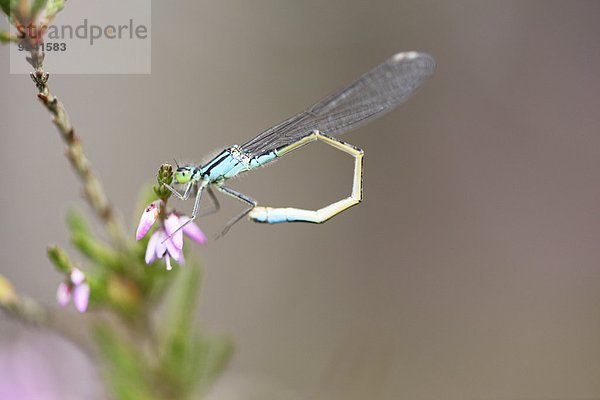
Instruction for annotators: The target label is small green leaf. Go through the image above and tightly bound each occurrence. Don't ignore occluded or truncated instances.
[44,0,64,20]
[71,232,122,271]
[94,326,159,400]
[47,245,74,273]
[0,0,11,17]
[156,261,232,395]
[164,262,202,336]
[0,0,20,19]
[67,209,91,236]
[66,210,122,271]
[0,31,13,43]
[158,262,203,395]
[30,0,47,18]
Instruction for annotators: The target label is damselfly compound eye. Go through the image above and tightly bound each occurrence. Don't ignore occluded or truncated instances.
[174,167,193,184]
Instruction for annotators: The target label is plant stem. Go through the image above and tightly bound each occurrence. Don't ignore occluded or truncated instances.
[1,291,96,356]
[26,45,127,245]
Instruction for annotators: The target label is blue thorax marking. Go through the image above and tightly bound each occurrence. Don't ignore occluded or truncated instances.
[200,146,280,182]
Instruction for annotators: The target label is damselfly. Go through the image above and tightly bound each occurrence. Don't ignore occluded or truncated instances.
[164,51,435,238]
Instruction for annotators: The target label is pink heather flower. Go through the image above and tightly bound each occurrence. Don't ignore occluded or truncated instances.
[164,213,184,250]
[56,282,71,307]
[136,202,207,270]
[56,268,90,313]
[179,216,208,245]
[145,227,184,271]
[136,200,161,240]
[72,284,90,313]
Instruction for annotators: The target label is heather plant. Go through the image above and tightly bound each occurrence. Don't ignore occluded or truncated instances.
[0,2,232,399]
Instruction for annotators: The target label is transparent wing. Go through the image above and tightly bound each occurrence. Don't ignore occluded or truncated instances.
[241,52,435,157]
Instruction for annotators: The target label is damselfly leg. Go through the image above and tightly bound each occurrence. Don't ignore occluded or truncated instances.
[216,185,258,238]
[199,186,220,217]
[161,182,205,242]
[164,181,194,201]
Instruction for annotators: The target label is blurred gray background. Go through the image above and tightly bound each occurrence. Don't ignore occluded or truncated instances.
[2,1,600,399]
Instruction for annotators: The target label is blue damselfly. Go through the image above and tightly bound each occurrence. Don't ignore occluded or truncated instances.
[164,51,435,237]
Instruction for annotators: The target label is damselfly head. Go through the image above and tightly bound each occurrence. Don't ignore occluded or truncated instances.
[174,165,196,184]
